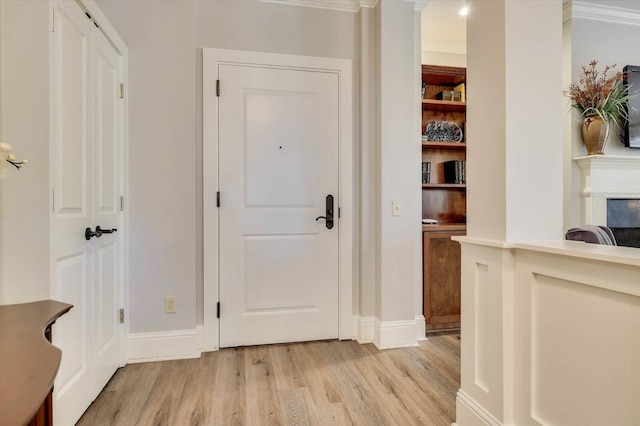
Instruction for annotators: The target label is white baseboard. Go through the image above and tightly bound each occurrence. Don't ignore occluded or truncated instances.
[352,315,375,343]
[455,390,503,426]
[415,314,426,341]
[373,318,420,349]
[128,327,202,363]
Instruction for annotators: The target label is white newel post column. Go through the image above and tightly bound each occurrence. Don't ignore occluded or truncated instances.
[455,1,564,425]
[372,0,424,349]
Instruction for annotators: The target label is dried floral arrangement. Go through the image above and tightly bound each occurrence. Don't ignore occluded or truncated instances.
[564,60,635,126]
[0,142,28,180]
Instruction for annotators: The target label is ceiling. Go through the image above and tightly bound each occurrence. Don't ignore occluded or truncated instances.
[420,0,640,56]
[421,0,467,55]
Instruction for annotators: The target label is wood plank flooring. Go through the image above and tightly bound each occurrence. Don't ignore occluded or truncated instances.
[77,332,460,426]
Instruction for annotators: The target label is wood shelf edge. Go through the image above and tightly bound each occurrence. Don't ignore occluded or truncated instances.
[422,224,467,232]
[421,183,466,189]
[421,141,466,149]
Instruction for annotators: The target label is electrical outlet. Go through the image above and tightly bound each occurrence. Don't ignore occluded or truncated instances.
[164,296,177,314]
[392,200,402,216]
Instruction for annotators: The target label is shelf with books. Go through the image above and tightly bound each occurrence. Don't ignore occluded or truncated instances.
[421,64,467,333]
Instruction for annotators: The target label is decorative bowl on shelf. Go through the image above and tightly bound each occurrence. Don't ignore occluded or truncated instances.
[423,121,463,142]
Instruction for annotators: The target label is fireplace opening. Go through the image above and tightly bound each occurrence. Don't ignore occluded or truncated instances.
[607,199,640,248]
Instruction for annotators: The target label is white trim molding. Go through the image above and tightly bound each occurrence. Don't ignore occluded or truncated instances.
[373,318,420,349]
[128,328,202,363]
[258,0,375,12]
[455,390,504,426]
[563,1,640,26]
[415,314,426,341]
[257,0,430,12]
[575,155,640,225]
[355,315,426,345]
[353,315,375,343]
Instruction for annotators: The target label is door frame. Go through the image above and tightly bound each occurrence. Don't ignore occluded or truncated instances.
[202,48,353,351]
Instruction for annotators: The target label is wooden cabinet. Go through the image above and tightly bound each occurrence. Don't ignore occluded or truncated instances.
[421,65,466,332]
[423,230,463,330]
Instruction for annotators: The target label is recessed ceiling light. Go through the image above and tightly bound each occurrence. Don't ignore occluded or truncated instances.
[459,6,469,16]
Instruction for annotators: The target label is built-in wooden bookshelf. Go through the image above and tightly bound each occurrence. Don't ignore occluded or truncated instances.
[421,64,467,333]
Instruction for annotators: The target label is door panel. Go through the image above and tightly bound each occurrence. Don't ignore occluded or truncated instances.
[219,65,339,348]
[92,28,123,398]
[54,253,89,392]
[244,235,318,311]
[51,2,94,424]
[51,2,124,424]
[245,91,317,207]
[96,243,116,352]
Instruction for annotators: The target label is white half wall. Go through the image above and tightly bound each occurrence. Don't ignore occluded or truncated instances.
[455,238,640,426]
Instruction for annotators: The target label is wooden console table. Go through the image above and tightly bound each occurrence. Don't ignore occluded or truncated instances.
[0,300,72,426]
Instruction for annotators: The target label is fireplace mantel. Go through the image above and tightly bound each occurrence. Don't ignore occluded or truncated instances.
[575,154,640,225]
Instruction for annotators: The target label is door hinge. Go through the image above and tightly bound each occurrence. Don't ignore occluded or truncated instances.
[51,9,55,33]
[119,308,125,324]
[338,207,341,219]
[216,302,220,319]
[120,196,125,211]
[52,189,55,212]
[216,80,220,97]
[119,83,125,99]
[216,191,220,208]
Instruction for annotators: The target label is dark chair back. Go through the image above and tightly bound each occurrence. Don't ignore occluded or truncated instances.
[565,225,617,245]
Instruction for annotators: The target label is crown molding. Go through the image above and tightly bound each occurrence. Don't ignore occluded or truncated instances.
[563,1,640,26]
[257,0,429,12]
[258,0,381,12]
[414,0,430,11]
[360,0,379,9]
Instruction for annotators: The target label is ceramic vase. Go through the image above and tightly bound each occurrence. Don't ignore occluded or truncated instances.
[581,114,610,155]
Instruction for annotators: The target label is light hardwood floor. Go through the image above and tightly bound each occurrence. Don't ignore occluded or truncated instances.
[77,332,460,425]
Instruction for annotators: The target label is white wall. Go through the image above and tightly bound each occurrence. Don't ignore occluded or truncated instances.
[0,0,51,304]
[466,0,507,240]
[193,0,359,327]
[94,0,360,333]
[467,0,563,242]
[565,9,640,228]
[107,0,197,333]
[359,6,377,318]
[376,0,421,325]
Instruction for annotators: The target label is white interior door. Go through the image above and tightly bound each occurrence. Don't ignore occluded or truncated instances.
[91,27,123,398]
[50,1,94,424]
[51,2,124,424]
[219,64,340,348]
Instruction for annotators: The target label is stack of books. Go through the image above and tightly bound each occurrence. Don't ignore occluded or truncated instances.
[422,162,431,183]
[444,160,465,184]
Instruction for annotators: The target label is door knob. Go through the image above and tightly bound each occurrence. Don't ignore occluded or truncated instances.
[96,226,117,234]
[315,194,334,229]
[85,227,102,240]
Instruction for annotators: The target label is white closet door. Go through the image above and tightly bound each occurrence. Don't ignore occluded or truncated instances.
[50,1,94,425]
[91,27,124,399]
[50,2,125,424]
